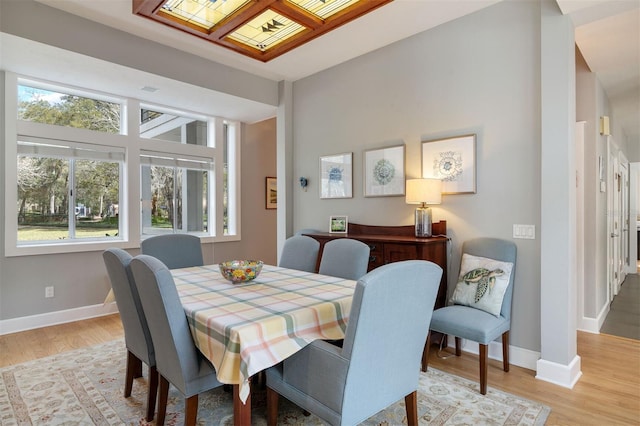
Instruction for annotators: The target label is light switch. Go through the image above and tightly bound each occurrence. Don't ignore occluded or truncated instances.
[513,224,535,239]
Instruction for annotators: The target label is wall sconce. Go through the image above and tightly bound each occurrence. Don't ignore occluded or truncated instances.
[600,116,610,135]
[299,177,308,191]
[406,178,442,237]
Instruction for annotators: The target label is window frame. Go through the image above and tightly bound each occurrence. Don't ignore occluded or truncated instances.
[4,73,241,257]
[17,136,125,243]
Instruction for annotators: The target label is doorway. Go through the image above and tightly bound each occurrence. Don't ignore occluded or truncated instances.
[607,137,628,301]
[601,143,638,341]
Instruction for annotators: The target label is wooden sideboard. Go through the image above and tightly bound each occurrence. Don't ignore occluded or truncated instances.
[303,221,449,309]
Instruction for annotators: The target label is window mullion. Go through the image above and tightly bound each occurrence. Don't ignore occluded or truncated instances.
[69,160,76,239]
[173,167,178,232]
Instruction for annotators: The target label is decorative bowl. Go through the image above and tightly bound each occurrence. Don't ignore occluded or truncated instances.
[219,260,263,284]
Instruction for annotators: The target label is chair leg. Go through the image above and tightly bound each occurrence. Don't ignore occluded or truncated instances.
[124,351,142,397]
[405,391,418,426]
[479,344,488,395]
[184,394,199,426]
[266,387,279,426]
[502,331,510,372]
[157,374,170,426]
[421,332,432,372]
[145,366,158,422]
[454,337,462,356]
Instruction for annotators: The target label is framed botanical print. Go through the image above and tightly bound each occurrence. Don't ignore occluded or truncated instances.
[422,134,476,194]
[364,145,405,197]
[320,152,353,199]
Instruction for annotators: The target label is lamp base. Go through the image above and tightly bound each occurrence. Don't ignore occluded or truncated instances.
[414,206,432,237]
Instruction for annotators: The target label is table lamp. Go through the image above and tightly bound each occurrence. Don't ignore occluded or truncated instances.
[406,178,442,237]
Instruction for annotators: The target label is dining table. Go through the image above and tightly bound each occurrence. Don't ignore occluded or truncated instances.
[171,263,357,425]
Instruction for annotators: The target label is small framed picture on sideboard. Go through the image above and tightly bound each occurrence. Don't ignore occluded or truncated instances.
[329,215,348,233]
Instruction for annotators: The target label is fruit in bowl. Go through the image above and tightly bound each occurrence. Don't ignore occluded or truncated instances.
[219,260,263,284]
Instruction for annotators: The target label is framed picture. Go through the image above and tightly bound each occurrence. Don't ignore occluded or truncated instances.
[329,215,348,233]
[422,134,476,194]
[320,153,353,199]
[265,177,277,209]
[364,145,405,197]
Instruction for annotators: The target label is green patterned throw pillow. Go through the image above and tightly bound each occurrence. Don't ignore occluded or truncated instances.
[449,253,513,316]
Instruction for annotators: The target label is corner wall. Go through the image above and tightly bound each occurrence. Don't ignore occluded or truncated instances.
[292,1,542,352]
[214,118,278,264]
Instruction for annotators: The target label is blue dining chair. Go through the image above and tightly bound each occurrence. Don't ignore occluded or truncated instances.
[266,260,442,426]
[294,228,321,236]
[318,238,370,280]
[129,254,223,426]
[279,235,320,273]
[140,234,204,269]
[423,237,517,395]
[102,248,157,421]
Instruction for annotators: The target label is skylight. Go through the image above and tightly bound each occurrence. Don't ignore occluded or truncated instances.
[133,0,393,62]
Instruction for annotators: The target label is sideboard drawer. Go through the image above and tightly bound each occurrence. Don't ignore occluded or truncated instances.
[383,243,418,264]
[366,242,384,269]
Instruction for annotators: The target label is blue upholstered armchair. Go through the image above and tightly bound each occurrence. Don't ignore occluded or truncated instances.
[130,255,223,425]
[294,228,321,236]
[279,235,320,272]
[103,248,157,422]
[140,234,204,269]
[318,238,370,280]
[423,237,517,395]
[266,260,443,426]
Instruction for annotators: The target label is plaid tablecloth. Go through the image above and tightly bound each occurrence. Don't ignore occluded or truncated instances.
[171,264,357,402]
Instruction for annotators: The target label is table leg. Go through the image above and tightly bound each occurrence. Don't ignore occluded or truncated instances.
[233,384,251,426]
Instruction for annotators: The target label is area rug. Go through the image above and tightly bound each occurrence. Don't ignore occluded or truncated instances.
[0,340,550,425]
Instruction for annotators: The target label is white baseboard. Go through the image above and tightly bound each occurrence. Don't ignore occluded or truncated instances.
[443,336,540,371]
[444,336,583,388]
[0,302,119,335]
[596,301,610,329]
[578,301,610,334]
[536,355,582,389]
[578,316,600,334]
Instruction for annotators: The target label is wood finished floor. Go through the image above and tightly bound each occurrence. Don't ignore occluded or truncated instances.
[0,314,638,425]
[601,273,640,341]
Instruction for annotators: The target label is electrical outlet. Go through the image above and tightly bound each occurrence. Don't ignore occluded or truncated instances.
[45,286,54,298]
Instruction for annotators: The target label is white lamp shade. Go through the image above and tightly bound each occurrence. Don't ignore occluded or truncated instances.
[406,178,442,205]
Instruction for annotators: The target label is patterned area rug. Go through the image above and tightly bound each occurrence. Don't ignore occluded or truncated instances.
[0,340,550,425]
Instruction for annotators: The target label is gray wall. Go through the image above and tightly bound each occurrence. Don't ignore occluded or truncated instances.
[0,0,633,353]
[292,1,542,351]
[0,1,280,321]
[576,42,639,322]
[576,48,611,319]
[214,118,278,265]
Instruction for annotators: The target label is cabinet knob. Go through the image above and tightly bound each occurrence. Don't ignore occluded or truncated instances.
[368,244,376,251]
[369,255,376,263]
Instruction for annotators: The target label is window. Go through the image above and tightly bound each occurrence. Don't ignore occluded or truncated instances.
[223,122,238,236]
[138,105,217,237]
[140,107,207,146]
[18,85,121,134]
[17,139,123,243]
[5,74,241,256]
[140,153,211,235]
